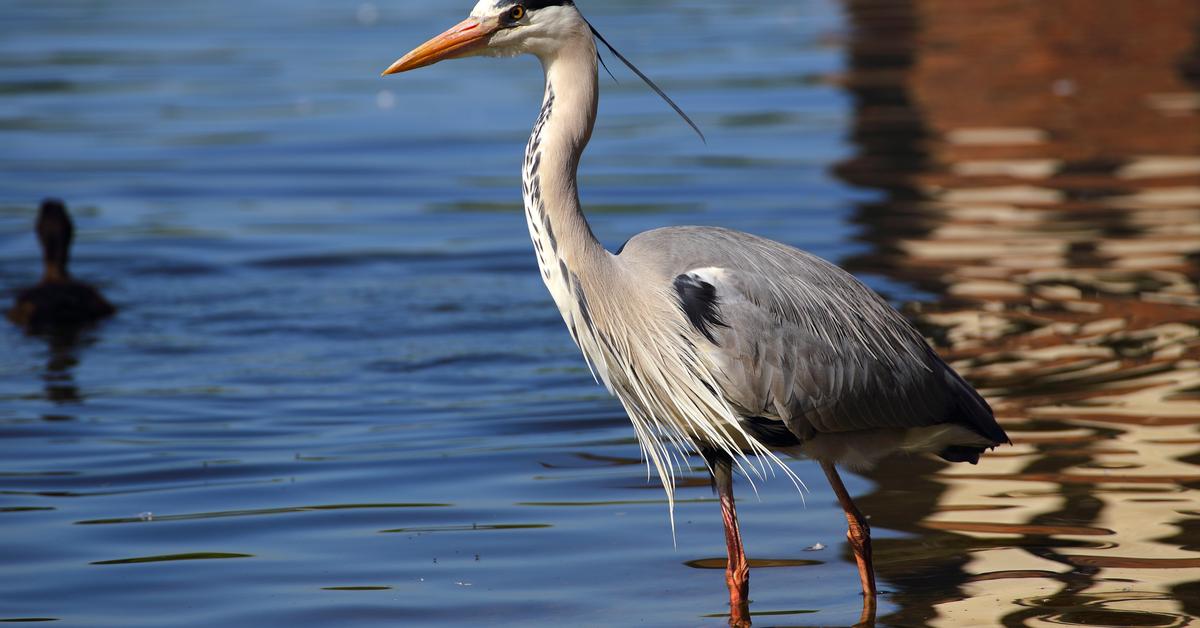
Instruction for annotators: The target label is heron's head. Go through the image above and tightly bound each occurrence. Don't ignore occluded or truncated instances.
[382,1,585,75]
[381,1,705,141]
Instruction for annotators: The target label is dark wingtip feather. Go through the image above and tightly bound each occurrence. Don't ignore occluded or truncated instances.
[943,366,1010,447]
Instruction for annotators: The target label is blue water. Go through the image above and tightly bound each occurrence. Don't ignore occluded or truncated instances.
[0,1,889,626]
[5,0,1198,626]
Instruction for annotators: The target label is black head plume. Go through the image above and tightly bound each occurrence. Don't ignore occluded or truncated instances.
[582,17,705,143]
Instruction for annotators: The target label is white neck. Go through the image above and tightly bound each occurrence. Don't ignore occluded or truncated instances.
[513,20,780,516]
[522,31,613,320]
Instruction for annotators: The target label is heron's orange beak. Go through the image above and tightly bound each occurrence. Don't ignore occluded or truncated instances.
[381,17,499,75]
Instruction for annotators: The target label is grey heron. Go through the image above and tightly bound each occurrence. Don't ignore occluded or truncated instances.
[7,199,116,331]
[383,1,1008,624]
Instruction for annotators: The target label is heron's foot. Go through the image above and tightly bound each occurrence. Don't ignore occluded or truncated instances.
[846,519,877,597]
[726,559,750,627]
[728,597,751,628]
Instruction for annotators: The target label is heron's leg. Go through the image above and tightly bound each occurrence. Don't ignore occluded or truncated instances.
[705,450,751,627]
[819,460,878,599]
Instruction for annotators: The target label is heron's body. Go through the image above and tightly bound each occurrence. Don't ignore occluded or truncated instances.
[384,2,1008,624]
[619,226,1004,460]
[509,12,1002,485]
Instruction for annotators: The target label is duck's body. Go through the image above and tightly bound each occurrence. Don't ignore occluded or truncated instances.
[7,199,115,332]
[8,280,115,330]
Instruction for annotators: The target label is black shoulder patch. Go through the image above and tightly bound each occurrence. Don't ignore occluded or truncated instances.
[673,273,727,344]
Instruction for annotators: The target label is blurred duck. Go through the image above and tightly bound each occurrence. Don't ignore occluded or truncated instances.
[7,199,115,331]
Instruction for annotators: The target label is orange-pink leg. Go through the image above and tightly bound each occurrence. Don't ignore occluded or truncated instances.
[820,460,878,601]
[709,454,751,627]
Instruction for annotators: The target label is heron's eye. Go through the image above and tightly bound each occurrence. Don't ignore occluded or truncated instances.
[508,6,526,21]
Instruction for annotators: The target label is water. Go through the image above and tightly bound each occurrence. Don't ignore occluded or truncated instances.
[0,0,1197,626]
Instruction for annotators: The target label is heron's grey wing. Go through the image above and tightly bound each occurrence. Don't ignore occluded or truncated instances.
[681,266,945,435]
[622,226,1005,450]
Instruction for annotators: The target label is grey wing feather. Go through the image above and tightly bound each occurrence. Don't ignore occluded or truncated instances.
[619,226,1007,446]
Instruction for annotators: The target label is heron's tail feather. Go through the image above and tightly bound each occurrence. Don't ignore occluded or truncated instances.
[936,365,1009,464]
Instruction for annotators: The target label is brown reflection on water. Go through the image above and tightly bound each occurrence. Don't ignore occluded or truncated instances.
[836,0,1200,625]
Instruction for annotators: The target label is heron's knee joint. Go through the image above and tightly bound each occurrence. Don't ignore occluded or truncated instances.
[846,527,872,551]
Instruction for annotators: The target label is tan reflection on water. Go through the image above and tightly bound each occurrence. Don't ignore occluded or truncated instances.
[836,0,1200,625]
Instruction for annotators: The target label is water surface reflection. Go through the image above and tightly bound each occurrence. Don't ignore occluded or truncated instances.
[837,0,1200,625]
